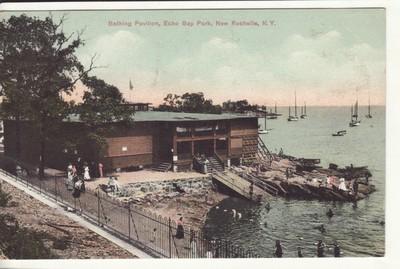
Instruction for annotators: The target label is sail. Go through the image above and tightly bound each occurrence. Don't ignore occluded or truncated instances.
[351,105,353,120]
[354,100,358,118]
[304,102,307,115]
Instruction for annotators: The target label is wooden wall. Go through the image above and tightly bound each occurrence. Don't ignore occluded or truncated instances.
[229,118,258,159]
[3,117,259,171]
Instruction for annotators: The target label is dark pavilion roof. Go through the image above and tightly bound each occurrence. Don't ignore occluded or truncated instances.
[65,111,257,123]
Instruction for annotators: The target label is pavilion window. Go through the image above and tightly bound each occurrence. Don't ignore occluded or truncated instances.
[176,127,191,137]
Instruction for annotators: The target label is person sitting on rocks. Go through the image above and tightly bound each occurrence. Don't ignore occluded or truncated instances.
[107,176,121,193]
[326,176,333,188]
[352,178,359,198]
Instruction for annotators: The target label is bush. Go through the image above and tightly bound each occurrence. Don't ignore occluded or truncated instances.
[0,183,12,207]
[0,213,56,259]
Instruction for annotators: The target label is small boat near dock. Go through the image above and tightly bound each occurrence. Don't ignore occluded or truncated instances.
[332,130,347,136]
[258,108,270,134]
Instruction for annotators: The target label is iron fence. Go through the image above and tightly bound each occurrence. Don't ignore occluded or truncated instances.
[0,156,260,258]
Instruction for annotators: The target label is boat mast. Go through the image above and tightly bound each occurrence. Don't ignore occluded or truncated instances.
[264,112,267,130]
[355,100,358,120]
[304,102,307,115]
[289,106,291,117]
[368,95,371,116]
[351,105,353,121]
[275,102,277,113]
[294,91,297,117]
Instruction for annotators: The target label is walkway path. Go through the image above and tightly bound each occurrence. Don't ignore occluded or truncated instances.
[0,171,152,259]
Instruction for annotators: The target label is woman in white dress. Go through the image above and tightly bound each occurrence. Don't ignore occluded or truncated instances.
[83,164,91,181]
[338,178,347,191]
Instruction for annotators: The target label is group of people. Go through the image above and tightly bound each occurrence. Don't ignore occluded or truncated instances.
[274,239,342,258]
[65,158,104,198]
[67,158,104,182]
[317,175,360,198]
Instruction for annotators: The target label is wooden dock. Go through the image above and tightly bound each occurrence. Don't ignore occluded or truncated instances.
[211,170,269,202]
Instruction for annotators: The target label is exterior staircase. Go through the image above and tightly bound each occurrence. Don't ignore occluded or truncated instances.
[152,162,172,172]
[208,156,224,172]
[258,136,273,163]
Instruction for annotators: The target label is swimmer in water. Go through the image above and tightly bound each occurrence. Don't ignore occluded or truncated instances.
[265,202,271,211]
[297,247,303,257]
[326,209,334,218]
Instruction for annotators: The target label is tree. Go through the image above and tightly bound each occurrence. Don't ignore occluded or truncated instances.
[157,92,222,114]
[222,99,256,113]
[76,75,135,162]
[157,93,182,112]
[0,14,95,178]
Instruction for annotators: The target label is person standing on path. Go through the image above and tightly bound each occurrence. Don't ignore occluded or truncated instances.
[76,157,83,176]
[175,216,184,239]
[189,231,197,258]
[98,162,104,178]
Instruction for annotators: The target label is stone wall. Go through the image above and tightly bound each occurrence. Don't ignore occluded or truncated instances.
[121,176,212,203]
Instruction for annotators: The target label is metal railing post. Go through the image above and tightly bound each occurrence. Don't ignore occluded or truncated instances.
[168,217,172,258]
[128,203,131,241]
[97,188,101,226]
[54,176,57,203]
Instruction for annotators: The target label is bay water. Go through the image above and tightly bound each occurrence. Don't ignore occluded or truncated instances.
[203,106,385,257]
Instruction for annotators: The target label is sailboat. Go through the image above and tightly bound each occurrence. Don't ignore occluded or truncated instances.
[287,91,299,121]
[366,94,373,118]
[349,100,361,127]
[300,102,307,119]
[258,109,270,134]
[266,102,281,119]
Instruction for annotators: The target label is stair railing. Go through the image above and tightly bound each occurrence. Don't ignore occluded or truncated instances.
[213,153,225,171]
[258,137,273,163]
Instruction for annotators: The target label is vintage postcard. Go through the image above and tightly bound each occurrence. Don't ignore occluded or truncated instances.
[0,0,397,268]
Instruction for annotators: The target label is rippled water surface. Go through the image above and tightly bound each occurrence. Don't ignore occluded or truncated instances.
[203,106,385,257]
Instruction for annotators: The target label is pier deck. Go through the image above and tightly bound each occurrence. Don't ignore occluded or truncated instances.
[212,170,268,202]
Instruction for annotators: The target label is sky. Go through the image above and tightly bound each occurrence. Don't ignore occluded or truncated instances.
[0,9,386,106]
